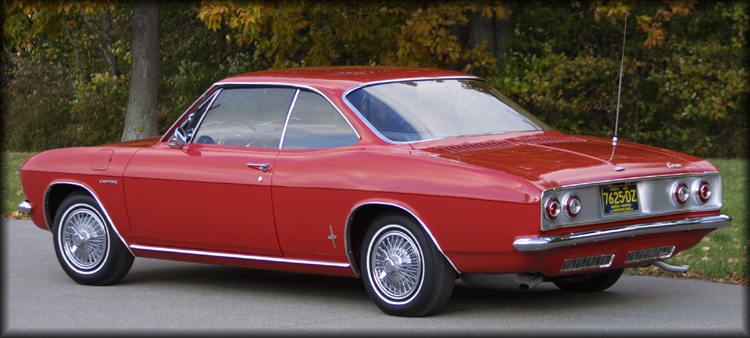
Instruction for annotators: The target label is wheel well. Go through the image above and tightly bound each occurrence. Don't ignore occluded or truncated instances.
[347,204,421,277]
[45,184,89,229]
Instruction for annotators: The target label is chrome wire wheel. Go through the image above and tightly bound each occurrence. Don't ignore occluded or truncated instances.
[368,225,424,303]
[361,212,455,317]
[53,193,134,286]
[60,206,108,271]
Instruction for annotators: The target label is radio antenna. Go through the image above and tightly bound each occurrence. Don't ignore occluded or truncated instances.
[609,13,628,162]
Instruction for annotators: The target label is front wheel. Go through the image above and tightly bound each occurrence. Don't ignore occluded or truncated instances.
[361,212,455,317]
[52,193,134,286]
[552,269,623,292]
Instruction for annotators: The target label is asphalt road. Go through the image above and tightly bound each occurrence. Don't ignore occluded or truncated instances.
[3,219,747,336]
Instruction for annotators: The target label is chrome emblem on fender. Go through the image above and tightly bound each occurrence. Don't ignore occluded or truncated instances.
[666,162,683,169]
[99,179,118,184]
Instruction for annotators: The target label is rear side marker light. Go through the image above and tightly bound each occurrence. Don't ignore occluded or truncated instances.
[672,182,689,205]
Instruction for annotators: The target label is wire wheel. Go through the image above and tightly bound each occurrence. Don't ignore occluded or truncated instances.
[361,213,455,317]
[60,206,108,271]
[369,226,424,301]
[53,192,134,286]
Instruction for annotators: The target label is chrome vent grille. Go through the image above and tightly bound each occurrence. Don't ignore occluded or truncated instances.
[436,140,515,153]
[516,135,583,144]
[625,246,675,264]
[561,254,614,272]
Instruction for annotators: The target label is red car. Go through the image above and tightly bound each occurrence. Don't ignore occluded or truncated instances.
[18,66,731,317]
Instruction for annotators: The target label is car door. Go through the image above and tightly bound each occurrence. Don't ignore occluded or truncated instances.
[271,89,361,260]
[123,86,296,256]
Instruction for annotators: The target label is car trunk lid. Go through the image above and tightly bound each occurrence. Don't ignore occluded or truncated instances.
[413,132,706,189]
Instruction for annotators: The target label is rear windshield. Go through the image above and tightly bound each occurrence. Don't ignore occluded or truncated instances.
[345,79,550,142]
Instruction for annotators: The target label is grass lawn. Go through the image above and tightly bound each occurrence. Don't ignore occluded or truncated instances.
[3,152,747,285]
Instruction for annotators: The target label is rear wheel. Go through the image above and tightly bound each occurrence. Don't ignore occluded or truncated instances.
[552,269,623,292]
[52,193,134,286]
[361,212,455,317]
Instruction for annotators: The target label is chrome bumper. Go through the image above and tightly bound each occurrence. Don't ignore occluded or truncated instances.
[18,200,32,213]
[513,215,732,252]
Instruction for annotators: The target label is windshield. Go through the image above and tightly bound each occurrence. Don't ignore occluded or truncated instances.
[345,79,550,142]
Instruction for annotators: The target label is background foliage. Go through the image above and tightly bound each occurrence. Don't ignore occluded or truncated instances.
[2,0,747,158]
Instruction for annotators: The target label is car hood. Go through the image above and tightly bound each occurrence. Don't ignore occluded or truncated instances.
[414,132,710,189]
[102,135,162,147]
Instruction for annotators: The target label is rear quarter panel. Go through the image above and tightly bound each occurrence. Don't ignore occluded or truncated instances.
[271,145,543,270]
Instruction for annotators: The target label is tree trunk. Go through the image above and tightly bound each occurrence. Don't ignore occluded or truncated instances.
[100,8,119,79]
[122,0,159,141]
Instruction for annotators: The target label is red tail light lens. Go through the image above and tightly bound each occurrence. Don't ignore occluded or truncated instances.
[673,182,689,205]
[544,197,561,220]
[696,180,712,203]
[564,194,581,218]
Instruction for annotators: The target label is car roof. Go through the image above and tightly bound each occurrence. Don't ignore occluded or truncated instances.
[216,66,478,92]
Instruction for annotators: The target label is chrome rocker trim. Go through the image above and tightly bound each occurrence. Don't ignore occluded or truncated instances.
[130,244,351,268]
[513,215,732,252]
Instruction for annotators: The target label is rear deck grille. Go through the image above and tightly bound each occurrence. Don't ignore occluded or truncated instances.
[625,245,675,264]
[561,254,614,272]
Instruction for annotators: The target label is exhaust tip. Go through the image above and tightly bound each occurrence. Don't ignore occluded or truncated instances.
[518,275,544,290]
[653,260,689,273]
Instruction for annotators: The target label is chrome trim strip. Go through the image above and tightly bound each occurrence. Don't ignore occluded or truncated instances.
[18,200,32,213]
[345,202,461,276]
[44,182,136,256]
[278,89,300,149]
[543,172,723,192]
[514,214,731,252]
[129,244,351,268]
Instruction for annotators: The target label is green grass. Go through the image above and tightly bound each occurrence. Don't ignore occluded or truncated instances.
[627,159,748,285]
[3,152,36,218]
[3,152,747,284]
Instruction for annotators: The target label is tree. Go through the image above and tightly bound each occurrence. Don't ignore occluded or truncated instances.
[196,0,508,74]
[121,0,159,141]
[3,0,160,143]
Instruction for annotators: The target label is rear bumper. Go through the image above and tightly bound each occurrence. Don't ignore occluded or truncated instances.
[513,214,732,252]
[18,200,32,213]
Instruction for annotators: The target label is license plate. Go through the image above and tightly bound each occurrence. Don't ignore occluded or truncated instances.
[601,183,640,214]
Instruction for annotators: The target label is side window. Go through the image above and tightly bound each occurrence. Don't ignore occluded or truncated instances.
[282,91,359,149]
[193,87,296,148]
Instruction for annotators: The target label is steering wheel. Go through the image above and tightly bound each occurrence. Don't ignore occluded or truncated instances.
[213,118,268,148]
[213,118,257,136]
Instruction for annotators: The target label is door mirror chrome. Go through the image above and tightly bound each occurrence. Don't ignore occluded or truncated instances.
[168,127,187,149]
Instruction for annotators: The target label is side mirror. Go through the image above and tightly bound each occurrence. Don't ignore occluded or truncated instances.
[168,127,187,149]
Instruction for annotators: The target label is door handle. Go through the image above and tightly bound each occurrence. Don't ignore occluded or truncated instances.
[246,163,271,172]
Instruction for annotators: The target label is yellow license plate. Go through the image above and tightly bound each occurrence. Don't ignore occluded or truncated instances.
[601,183,640,214]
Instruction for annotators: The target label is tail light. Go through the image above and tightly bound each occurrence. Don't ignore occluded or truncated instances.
[544,197,561,220]
[695,180,712,203]
[672,182,690,205]
[564,194,581,218]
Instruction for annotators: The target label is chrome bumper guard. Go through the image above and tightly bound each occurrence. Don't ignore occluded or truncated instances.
[513,215,732,252]
[18,200,32,213]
